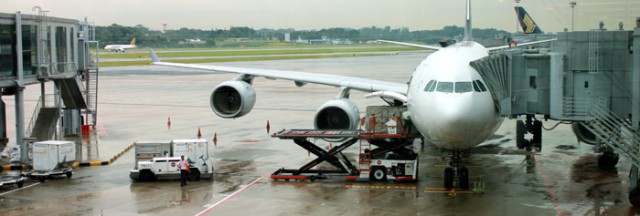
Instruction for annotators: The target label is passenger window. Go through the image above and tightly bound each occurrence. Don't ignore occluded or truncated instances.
[455,82,473,93]
[476,80,487,92]
[436,82,453,93]
[472,81,481,92]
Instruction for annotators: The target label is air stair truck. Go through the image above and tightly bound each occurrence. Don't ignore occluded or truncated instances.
[27,140,76,182]
[130,139,214,181]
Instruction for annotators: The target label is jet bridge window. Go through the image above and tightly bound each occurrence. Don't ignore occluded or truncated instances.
[454,82,473,93]
[424,80,437,92]
[436,82,453,93]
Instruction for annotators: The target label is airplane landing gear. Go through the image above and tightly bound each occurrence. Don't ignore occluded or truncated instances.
[443,151,470,190]
[629,166,640,207]
[515,114,543,151]
[597,150,619,170]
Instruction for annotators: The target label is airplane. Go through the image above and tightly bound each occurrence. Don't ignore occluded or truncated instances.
[515,6,543,34]
[149,0,555,189]
[104,38,137,52]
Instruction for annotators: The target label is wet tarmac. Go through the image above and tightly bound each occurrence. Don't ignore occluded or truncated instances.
[0,52,639,215]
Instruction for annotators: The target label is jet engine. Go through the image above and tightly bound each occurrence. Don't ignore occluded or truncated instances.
[210,81,256,118]
[314,98,360,130]
[571,122,596,145]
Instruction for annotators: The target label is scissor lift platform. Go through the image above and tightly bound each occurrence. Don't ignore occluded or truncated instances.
[270,129,420,181]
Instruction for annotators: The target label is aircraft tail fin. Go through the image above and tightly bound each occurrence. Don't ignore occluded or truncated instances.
[514,6,543,34]
[463,0,472,41]
[130,38,136,45]
[150,49,159,63]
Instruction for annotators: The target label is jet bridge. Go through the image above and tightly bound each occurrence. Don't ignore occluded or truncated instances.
[470,21,640,206]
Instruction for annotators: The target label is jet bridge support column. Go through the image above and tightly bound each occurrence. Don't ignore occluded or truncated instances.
[15,12,27,163]
[628,21,640,206]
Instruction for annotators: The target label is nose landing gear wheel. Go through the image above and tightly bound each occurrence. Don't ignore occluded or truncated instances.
[444,167,454,189]
[459,167,469,190]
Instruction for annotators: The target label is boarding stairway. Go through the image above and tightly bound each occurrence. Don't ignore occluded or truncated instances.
[26,95,61,141]
[578,99,640,168]
[26,15,99,139]
[84,68,98,126]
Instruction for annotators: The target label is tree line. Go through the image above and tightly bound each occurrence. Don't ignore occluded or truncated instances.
[96,24,510,48]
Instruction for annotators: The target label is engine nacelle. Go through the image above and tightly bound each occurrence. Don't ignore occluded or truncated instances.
[571,122,596,145]
[314,99,360,130]
[210,81,256,118]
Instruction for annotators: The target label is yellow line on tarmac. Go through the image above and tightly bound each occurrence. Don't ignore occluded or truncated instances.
[345,185,417,190]
[424,188,476,194]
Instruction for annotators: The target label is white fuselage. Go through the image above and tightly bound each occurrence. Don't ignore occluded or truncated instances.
[407,41,503,150]
[104,44,136,52]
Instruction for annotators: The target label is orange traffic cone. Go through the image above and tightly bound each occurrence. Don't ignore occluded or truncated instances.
[213,133,218,146]
[266,120,271,134]
[197,128,202,138]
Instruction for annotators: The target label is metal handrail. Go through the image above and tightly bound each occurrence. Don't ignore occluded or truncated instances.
[25,94,61,138]
[582,99,640,167]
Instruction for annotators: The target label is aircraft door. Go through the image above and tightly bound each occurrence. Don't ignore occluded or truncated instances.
[574,72,594,100]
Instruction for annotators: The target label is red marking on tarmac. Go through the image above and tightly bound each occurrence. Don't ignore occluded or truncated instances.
[533,154,564,216]
[96,121,109,137]
[195,176,263,216]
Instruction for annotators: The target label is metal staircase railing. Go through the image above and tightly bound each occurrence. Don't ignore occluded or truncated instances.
[85,68,98,126]
[81,21,99,126]
[26,94,61,138]
[580,98,640,168]
[588,30,600,74]
[560,97,591,121]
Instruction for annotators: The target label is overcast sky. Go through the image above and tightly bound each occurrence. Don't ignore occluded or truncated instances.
[4,0,639,33]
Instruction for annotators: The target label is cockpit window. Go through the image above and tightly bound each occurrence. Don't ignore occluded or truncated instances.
[475,80,487,92]
[428,81,437,92]
[424,80,436,92]
[436,82,453,93]
[454,82,473,93]
[472,81,481,92]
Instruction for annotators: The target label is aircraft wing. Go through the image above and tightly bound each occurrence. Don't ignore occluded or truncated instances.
[487,38,557,51]
[377,40,442,51]
[149,49,408,94]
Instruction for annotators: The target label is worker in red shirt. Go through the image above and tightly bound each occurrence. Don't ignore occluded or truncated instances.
[179,155,190,187]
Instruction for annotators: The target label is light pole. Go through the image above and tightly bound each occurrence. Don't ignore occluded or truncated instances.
[570,1,577,31]
[514,0,521,33]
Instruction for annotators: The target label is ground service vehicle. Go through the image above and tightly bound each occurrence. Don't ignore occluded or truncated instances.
[130,139,213,181]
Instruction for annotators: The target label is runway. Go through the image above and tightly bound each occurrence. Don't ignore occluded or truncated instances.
[0,52,636,215]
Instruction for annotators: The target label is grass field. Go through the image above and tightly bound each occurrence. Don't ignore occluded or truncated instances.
[98,43,423,67]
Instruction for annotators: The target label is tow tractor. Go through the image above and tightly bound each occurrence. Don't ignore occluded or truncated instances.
[270,106,420,181]
[130,139,214,181]
[0,169,25,188]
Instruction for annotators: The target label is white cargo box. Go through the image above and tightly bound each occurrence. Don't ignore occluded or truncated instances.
[172,139,208,162]
[32,140,76,172]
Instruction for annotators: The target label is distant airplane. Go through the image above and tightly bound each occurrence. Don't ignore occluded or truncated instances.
[104,38,137,52]
[514,6,544,34]
[150,0,554,189]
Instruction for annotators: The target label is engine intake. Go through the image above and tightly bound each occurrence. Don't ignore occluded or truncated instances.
[210,81,256,118]
[314,99,360,130]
